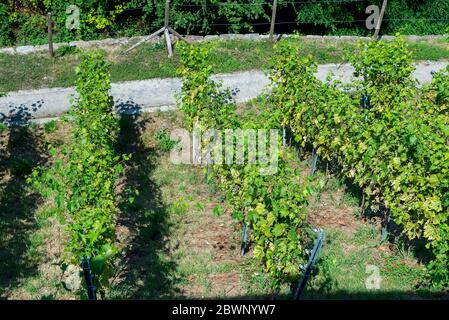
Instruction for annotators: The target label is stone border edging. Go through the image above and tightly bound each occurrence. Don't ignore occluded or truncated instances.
[0,34,445,55]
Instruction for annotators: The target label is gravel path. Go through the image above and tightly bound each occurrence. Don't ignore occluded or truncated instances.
[1,61,447,124]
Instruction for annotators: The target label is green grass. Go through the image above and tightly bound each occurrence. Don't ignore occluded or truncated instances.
[303,228,439,299]
[1,38,448,93]
[409,42,449,60]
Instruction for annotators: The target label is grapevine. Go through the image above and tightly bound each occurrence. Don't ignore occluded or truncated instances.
[28,52,128,298]
[177,42,313,290]
[269,36,449,288]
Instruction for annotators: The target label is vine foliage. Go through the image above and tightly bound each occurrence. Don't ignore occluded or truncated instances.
[269,37,449,288]
[177,43,313,290]
[29,52,127,297]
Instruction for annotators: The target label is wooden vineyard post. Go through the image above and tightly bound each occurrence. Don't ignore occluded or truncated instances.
[125,0,190,56]
[48,12,54,57]
[373,0,388,40]
[269,0,278,42]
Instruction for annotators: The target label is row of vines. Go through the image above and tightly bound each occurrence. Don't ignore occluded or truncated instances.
[177,35,449,290]
[29,52,127,298]
[176,42,317,291]
[268,36,449,288]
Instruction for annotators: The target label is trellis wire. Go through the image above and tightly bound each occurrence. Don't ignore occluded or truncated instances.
[171,0,371,7]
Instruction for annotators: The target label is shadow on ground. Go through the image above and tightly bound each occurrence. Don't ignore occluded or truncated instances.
[0,113,46,298]
[0,101,44,126]
[110,109,177,299]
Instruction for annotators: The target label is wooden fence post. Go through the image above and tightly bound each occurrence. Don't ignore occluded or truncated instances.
[164,0,170,28]
[373,0,388,40]
[269,0,278,41]
[48,12,54,57]
[164,0,174,57]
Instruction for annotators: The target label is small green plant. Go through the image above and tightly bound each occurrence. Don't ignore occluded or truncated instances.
[324,176,342,192]
[340,192,359,208]
[0,123,7,133]
[212,205,224,217]
[55,45,80,57]
[308,254,338,294]
[43,120,58,134]
[155,129,179,152]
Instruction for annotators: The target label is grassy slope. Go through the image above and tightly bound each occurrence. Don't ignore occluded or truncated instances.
[1,106,447,300]
[1,38,448,93]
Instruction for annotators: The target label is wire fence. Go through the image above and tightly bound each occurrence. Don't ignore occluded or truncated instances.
[98,0,448,30]
[174,0,370,7]
[38,0,449,56]
[186,18,449,28]
[103,0,371,13]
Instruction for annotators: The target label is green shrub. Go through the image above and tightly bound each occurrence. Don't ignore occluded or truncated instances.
[55,44,80,57]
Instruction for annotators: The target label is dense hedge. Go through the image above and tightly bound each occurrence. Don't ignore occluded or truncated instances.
[0,0,448,47]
